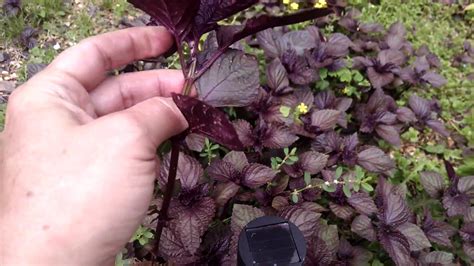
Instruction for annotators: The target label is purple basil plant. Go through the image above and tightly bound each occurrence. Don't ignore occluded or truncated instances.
[117,1,465,265]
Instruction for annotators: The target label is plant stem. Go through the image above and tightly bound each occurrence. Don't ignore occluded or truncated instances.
[154,138,180,257]
[192,47,226,82]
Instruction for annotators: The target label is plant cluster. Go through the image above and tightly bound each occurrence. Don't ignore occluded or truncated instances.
[118,1,474,265]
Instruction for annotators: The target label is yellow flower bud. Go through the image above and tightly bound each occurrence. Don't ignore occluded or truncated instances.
[283,0,290,4]
[290,2,299,10]
[314,0,328,8]
[297,102,309,114]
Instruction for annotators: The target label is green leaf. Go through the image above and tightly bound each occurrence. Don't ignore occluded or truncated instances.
[304,172,311,186]
[372,259,384,266]
[343,184,352,198]
[465,3,474,11]
[289,155,299,162]
[355,166,364,180]
[291,193,299,203]
[138,238,148,246]
[353,182,360,192]
[319,68,328,79]
[335,167,343,179]
[290,147,297,155]
[143,231,154,239]
[424,144,445,154]
[316,80,330,90]
[338,68,352,82]
[361,183,374,192]
[284,147,290,155]
[280,106,292,118]
[353,70,364,82]
[323,183,337,193]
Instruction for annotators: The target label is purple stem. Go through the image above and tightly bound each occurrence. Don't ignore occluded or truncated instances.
[154,138,180,257]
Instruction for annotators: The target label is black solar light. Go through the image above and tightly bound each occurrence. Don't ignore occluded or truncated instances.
[237,216,307,266]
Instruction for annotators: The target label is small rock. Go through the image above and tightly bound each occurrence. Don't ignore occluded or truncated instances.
[0,52,7,63]
[0,81,15,93]
[1,71,8,76]
[53,43,61,50]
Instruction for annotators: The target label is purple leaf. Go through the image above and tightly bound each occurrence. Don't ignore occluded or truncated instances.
[197,49,259,107]
[230,204,264,234]
[172,94,243,150]
[223,151,249,172]
[256,29,283,58]
[301,201,327,213]
[233,120,255,147]
[409,94,430,119]
[279,205,321,239]
[414,56,430,73]
[299,151,329,174]
[262,124,298,149]
[337,238,373,266]
[426,119,450,137]
[357,147,395,174]
[128,0,200,41]
[375,124,401,146]
[160,225,194,262]
[326,33,352,57]
[398,222,431,251]
[396,107,417,123]
[3,0,21,16]
[314,90,337,109]
[421,71,447,88]
[242,163,277,188]
[443,191,470,217]
[311,110,341,131]
[281,49,315,85]
[194,0,257,35]
[378,229,414,265]
[378,49,406,66]
[266,58,289,92]
[176,197,216,254]
[214,181,240,207]
[458,176,474,196]
[367,67,394,89]
[271,196,289,211]
[347,192,377,216]
[351,215,377,241]
[216,8,332,49]
[177,153,204,190]
[421,251,454,265]
[420,171,445,198]
[279,29,319,55]
[185,133,206,152]
[159,152,203,190]
[422,211,456,248]
[207,159,237,182]
[329,202,355,220]
[377,178,410,227]
[307,235,334,265]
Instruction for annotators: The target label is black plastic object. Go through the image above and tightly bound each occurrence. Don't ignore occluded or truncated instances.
[237,216,306,266]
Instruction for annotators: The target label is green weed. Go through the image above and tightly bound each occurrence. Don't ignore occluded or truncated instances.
[0,104,6,131]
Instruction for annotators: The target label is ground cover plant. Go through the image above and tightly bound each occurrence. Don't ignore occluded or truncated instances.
[1,0,473,265]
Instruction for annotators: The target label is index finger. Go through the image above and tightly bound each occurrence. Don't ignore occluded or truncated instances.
[48,26,174,91]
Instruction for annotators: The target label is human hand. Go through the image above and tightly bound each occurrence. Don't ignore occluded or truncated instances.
[0,27,188,265]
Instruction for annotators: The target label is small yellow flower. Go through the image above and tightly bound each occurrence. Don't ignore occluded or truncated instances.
[283,0,291,4]
[290,2,299,10]
[343,87,350,94]
[297,102,309,114]
[314,0,328,8]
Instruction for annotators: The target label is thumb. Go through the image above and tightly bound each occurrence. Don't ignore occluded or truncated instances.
[98,97,188,147]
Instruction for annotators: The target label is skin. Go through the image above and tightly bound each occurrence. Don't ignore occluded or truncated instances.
[0,27,189,265]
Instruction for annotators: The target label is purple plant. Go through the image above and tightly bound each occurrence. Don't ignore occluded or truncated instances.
[120,2,465,264]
